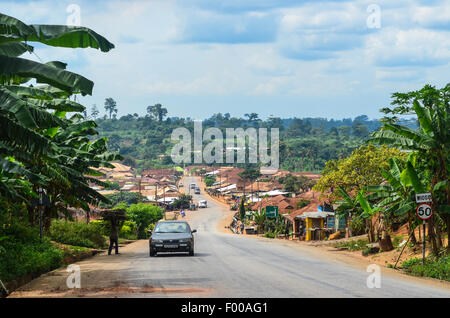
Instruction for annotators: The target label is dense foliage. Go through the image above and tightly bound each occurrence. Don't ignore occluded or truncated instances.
[94,108,382,173]
[316,84,450,256]
[49,219,106,249]
[126,203,163,239]
[314,145,406,201]
[172,194,193,210]
[0,13,119,286]
[0,221,63,286]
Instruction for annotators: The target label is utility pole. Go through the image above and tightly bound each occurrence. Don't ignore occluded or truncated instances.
[139,178,142,197]
[163,183,166,220]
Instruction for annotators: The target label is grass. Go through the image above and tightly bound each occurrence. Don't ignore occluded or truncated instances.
[333,238,369,251]
[400,255,450,281]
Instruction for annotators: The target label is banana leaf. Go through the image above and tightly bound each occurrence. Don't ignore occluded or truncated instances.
[0,42,33,56]
[0,87,66,129]
[0,14,114,52]
[0,55,93,95]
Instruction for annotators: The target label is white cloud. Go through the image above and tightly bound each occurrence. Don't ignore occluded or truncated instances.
[375,69,422,82]
[4,0,450,119]
[365,28,450,66]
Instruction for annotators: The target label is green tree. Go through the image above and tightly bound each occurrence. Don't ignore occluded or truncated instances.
[204,175,216,187]
[352,121,369,138]
[104,97,117,119]
[91,104,99,119]
[239,197,246,221]
[313,145,405,202]
[172,194,192,210]
[147,103,167,122]
[238,167,261,198]
[126,203,163,238]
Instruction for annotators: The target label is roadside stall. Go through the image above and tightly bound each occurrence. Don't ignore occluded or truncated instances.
[296,211,334,241]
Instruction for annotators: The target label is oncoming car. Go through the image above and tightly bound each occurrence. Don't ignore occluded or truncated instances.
[149,220,196,257]
[198,200,207,208]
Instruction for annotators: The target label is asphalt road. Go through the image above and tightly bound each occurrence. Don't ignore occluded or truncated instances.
[9,176,450,298]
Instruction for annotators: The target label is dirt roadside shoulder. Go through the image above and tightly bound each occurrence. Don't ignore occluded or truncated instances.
[183,176,450,288]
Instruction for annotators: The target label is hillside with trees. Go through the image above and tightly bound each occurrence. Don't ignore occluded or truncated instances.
[93,103,383,173]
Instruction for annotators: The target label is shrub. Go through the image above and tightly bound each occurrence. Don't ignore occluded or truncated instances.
[49,220,107,249]
[401,256,450,281]
[126,203,163,239]
[89,220,110,236]
[0,223,63,284]
[119,220,137,240]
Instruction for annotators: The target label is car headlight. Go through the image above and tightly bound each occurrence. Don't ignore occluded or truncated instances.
[179,239,190,243]
[153,239,163,243]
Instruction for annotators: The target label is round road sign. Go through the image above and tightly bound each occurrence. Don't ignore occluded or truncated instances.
[416,203,433,220]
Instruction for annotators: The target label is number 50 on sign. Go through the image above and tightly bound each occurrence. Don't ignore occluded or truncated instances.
[416,203,433,221]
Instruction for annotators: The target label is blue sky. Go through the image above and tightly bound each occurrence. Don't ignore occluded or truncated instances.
[3,0,450,120]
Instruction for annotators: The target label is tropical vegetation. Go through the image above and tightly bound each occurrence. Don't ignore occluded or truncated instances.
[0,13,120,288]
[316,84,450,259]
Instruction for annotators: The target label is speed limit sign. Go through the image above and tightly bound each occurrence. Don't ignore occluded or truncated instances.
[416,203,433,220]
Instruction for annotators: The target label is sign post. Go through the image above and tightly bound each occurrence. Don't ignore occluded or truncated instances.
[416,202,433,264]
[266,206,279,219]
[415,193,432,204]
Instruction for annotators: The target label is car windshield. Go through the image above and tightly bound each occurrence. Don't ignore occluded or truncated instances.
[154,222,190,233]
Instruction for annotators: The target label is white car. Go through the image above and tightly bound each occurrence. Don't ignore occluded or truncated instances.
[199,200,207,208]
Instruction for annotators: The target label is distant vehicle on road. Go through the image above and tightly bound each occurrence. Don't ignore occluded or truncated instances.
[179,182,183,187]
[148,220,196,256]
[199,200,207,208]
[194,187,200,194]
[190,183,196,189]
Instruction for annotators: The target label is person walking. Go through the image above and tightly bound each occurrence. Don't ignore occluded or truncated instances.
[240,221,245,235]
[108,218,120,255]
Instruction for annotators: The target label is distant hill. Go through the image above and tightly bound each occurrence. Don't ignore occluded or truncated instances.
[94,112,396,173]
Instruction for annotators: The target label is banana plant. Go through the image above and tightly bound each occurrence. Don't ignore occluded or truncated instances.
[365,155,426,244]
[335,185,363,238]
[0,12,120,228]
[253,209,266,233]
[369,84,450,252]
